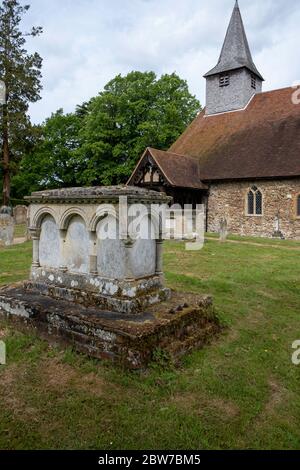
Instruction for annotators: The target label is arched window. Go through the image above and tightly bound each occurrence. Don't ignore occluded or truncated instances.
[248,190,254,215]
[297,195,300,217]
[247,186,263,216]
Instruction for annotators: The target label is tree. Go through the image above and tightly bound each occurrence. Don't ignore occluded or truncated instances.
[78,71,201,186]
[0,0,42,206]
[15,71,200,198]
[12,109,83,197]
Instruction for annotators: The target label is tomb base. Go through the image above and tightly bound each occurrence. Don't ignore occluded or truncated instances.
[0,283,221,369]
[30,267,171,314]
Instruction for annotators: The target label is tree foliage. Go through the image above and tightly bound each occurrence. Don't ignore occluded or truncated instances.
[78,71,200,185]
[15,71,201,197]
[12,110,83,197]
[0,0,42,205]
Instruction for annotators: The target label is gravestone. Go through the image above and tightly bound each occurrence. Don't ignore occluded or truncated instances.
[219,217,228,242]
[14,205,28,225]
[273,211,285,239]
[0,205,12,216]
[0,213,14,246]
[0,340,6,365]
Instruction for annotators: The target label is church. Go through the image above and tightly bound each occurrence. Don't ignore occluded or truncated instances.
[128,1,300,240]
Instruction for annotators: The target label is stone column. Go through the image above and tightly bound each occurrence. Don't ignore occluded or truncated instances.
[123,238,135,281]
[29,228,41,267]
[59,229,68,272]
[155,239,164,276]
[89,231,98,275]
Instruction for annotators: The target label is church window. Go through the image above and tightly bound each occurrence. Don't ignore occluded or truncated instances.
[247,186,263,216]
[251,75,256,89]
[255,190,262,215]
[152,170,160,183]
[219,74,230,87]
[297,195,300,217]
[247,190,254,215]
[144,170,151,183]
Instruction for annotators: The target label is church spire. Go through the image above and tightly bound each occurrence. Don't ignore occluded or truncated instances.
[204,1,264,115]
[204,1,263,80]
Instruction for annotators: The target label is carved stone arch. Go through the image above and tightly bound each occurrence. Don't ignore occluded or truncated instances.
[59,207,88,230]
[32,207,58,229]
[37,210,60,269]
[88,205,119,232]
[62,211,90,274]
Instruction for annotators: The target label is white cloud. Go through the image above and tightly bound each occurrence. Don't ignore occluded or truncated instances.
[20,0,300,123]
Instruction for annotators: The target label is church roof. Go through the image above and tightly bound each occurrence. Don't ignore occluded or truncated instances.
[127,147,207,189]
[169,87,300,181]
[204,1,264,81]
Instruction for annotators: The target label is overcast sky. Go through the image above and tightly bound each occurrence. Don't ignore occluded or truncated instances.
[22,0,300,124]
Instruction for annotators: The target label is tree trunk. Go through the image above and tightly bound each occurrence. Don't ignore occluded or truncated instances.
[2,102,10,207]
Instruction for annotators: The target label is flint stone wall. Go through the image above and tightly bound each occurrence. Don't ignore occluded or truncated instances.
[207,179,300,239]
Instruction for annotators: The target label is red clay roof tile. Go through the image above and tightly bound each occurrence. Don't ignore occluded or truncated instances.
[169,87,300,181]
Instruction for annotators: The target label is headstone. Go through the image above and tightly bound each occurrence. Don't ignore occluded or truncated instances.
[13,205,28,225]
[219,217,228,242]
[0,340,6,365]
[273,211,284,239]
[0,205,12,216]
[0,213,14,246]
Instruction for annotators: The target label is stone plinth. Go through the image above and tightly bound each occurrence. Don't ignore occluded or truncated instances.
[0,284,220,369]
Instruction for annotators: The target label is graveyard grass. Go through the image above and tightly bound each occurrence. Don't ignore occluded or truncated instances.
[0,237,300,450]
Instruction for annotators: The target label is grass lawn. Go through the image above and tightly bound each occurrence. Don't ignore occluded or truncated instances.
[0,237,300,450]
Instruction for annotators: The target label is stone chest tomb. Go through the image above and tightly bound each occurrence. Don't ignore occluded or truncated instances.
[27,186,170,315]
[0,186,220,368]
